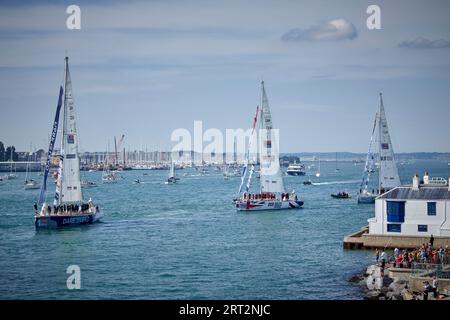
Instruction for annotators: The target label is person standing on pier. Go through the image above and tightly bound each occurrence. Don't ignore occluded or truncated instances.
[429,234,435,248]
[432,276,439,298]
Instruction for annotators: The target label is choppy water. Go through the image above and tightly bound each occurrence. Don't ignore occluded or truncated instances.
[0,160,448,299]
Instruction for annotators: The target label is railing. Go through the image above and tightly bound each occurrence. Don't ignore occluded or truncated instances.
[411,263,450,279]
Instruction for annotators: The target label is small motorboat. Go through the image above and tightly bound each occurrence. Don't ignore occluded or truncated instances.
[331,192,351,199]
[81,180,97,187]
[24,179,40,190]
[303,180,312,185]
[134,179,141,184]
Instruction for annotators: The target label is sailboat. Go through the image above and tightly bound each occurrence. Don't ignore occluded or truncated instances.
[165,161,178,184]
[315,157,321,178]
[5,148,17,180]
[235,81,303,211]
[24,149,40,190]
[34,56,103,228]
[358,93,400,204]
[335,152,340,172]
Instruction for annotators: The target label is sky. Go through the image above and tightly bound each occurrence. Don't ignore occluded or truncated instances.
[0,0,449,153]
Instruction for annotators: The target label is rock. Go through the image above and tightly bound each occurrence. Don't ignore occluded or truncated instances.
[382,276,393,288]
[349,275,364,283]
[380,287,389,295]
[365,290,381,300]
[358,279,366,287]
[379,297,386,300]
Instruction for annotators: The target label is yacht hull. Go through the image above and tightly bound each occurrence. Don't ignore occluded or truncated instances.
[235,200,303,211]
[35,211,103,229]
[357,195,376,204]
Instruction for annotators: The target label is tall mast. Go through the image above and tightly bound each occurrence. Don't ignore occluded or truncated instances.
[114,136,118,167]
[378,92,382,193]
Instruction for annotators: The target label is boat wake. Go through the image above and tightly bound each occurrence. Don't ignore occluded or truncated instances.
[311,179,360,186]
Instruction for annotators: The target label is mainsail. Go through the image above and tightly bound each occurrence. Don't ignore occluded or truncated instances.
[38,86,63,205]
[259,81,285,194]
[55,57,82,204]
[169,161,175,179]
[360,111,378,193]
[377,93,400,190]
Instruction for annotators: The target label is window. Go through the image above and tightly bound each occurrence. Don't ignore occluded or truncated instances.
[67,134,75,144]
[386,201,405,223]
[387,224,401,233]
[427,202,436,216]
[418,225,428,232]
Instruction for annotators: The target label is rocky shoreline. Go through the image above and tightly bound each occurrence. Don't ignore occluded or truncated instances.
[350,264,417,300]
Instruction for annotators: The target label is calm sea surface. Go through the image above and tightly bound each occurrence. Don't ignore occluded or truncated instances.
[0,160,448,299]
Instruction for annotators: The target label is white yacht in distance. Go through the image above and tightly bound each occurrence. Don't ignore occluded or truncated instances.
[358,93,401,204]
[286,162,306,176]
[235,81,303,211]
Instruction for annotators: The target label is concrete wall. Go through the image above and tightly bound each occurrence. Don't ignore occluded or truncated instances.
[410,276,450,292]
[361,234,450,249]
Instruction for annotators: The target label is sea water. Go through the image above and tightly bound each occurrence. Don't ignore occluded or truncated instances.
[0,160,448,299]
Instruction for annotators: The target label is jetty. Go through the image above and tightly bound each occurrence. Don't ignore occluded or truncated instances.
[344,226,450,249]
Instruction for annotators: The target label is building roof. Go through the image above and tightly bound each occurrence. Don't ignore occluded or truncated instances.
[378,186,450,200]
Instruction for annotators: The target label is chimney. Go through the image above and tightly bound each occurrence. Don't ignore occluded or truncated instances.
[424,171,430,185]
[412,174,420,191]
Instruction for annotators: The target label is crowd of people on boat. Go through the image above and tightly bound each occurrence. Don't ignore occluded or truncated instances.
[241,192,298,201]
[34,202,98,216]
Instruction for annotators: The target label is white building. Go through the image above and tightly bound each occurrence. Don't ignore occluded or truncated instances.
[369,173,450,237]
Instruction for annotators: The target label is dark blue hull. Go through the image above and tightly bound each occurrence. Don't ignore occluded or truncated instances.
[286,172,306,176]
[35,214,97,228]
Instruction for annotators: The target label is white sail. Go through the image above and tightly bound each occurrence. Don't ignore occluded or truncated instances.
[169,161,175,179]
[59,57,82,203]
[377,93,400,190]
[259,81,285,194]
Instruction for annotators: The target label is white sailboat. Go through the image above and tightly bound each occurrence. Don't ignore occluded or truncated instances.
[24,149,40,190]
[5,148,17,180]
[315,157,321,178]
[335,152,340,172]
[235,81,303,211]
[34,56,103,228]
[165,161,178,184]
[358,93,400,204]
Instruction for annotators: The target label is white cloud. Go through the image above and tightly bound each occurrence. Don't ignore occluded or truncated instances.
[281,19,357,42]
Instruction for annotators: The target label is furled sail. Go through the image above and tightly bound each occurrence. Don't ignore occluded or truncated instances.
[377,93,400,190]
[56,57,82,204]
[259,81,285,194]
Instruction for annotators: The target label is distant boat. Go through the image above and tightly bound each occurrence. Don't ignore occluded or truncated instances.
[303,180,312,185]
[315,157,321,178]
[5,148,17,180]
[165,161,178,184]
[358,93,400,204]
[286,162,306,176]
[235,81,303,211]
[24,148,40,190]
[335,152,340,172]
[34,56,103,228]
[81,180,97,187]
[331,192,351,199]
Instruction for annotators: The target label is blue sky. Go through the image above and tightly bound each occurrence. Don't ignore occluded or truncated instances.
[0,0,449,153]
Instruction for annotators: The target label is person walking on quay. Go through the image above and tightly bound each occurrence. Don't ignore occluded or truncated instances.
[423,281,433,300]
[375,248,380,264]
[429,234,434,248]
[432,276,439,298]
